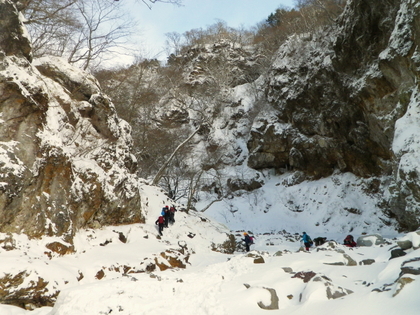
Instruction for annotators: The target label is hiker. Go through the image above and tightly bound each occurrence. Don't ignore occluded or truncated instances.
[155,215,165,236]
[163,206,170,228]
[313,237,327,246]
[242,232,252,252]
[343,235,357,247]
[301,232,313,251]
[169,205,177,224]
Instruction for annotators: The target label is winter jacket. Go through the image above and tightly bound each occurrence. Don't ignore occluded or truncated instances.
[155,216,165,225]
[243,235,252,245]
[302,233,310,243]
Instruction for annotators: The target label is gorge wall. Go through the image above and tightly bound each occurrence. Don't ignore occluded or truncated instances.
[157,0,420,232]
[0,0,142,242]
[247,0,420,230]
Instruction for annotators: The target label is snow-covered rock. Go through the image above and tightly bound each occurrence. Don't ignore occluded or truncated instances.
[0,1,142,241]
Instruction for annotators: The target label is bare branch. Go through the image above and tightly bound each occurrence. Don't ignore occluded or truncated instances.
[152,126,200,186]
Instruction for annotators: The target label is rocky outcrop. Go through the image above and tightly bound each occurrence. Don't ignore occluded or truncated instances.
[0,0,32,62]
[0,0,142,242]
[0,271,58,310]
[247,0,420,230]
[252,0,400,177]
[373,254,420,296]
[291,271,353,301]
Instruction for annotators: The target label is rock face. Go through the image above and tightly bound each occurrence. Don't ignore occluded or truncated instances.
[0,0,142,241]
[0,0,32,61]
[247,0,420,230]
[254,0,409,177]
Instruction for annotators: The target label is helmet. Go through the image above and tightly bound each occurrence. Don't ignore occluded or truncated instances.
[243,232,248,235]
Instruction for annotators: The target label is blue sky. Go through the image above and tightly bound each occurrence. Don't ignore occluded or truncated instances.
[123,0,296,61]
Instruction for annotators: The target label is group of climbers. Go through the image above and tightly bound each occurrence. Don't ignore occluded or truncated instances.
[155,205,177,236]
[240,231,357,253]
[155,206,358,251]
[301,232,357,251]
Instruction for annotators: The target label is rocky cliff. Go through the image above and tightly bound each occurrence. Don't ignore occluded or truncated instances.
[249,0,420,230]
[0,0,142,242]
[152,0,420,231]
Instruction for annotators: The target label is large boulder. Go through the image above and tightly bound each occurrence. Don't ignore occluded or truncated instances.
[357,234,385,247]
[397,231,420,250]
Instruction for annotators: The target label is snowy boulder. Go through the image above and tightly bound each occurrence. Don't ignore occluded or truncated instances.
[293,272,353,301]
[400,257,420,276]
[0,269,59,309]
[226,176,263,192]
[45,241,74,256]
[34,56,100,101]
[359,259,375,265]
[292,271,316,283]
[324,253,357,266]
[211,233,236,254]
[397,240,413,250]
[393,276,415,297]
[390,248,407,259]
[357,234,385,246]
[155,249,190,270]
[253,256,265,264]
[245,252,266,264]
[257,287,279,310]
[397,231,420,250]
[343,253,357,266]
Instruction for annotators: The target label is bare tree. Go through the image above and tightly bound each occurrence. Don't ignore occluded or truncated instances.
[137,0,182,10]
[68,0,134,70]
[23,0,184,70]
[23,0,80,58]
[152,126,201,186]
[165,31,182,56]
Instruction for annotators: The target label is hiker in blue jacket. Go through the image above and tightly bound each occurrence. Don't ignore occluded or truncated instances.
[301,232,312,251]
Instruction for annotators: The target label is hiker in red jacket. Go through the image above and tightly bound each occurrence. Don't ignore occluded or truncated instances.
[169,205,177,224]
[343,235,357,247]
[155,215,165,236]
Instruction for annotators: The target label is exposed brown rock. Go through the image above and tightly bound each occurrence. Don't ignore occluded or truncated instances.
[95,269,105,280]
[0,3,143,241]
[45,241,74,256]
[0,271,58,309]
[292,271,317,283]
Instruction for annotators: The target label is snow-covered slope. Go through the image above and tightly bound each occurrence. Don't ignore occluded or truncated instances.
[1,203,419,314]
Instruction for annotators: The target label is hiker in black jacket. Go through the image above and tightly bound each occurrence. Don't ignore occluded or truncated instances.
[242,232,252,252]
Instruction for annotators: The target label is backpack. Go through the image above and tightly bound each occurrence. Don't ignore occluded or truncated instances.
[250,236,255,244]
[344,235,353,242]
[308,236,313,245]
